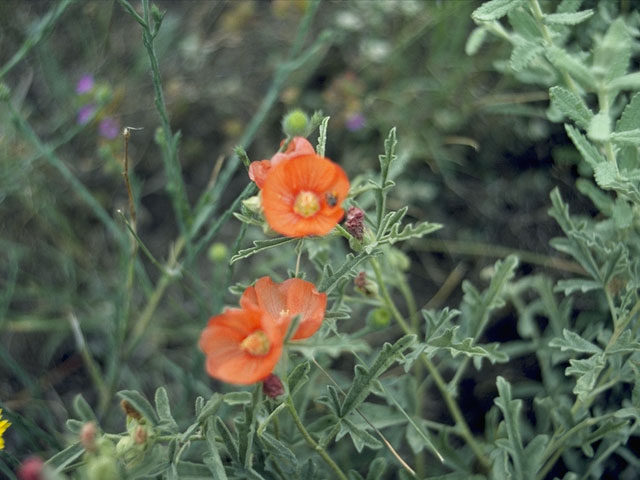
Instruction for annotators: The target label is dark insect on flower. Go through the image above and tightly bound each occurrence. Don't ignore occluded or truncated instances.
[325,191,338,207]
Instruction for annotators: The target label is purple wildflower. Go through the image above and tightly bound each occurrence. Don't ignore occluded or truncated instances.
[98,117,120,139]
[75,74,94,94]
[345,112,365,132]
[77,104,96,125]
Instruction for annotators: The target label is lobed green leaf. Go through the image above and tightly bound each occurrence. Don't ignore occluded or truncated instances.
[465,27,488,55]
[549,86,593,129]
[549,329,602,354]
[155,386,178,432]
[426,326,509,363]
[472,0,522,22]
[565,124,606,168]
[340,334,416,418]
[337,418,382,453]
[287,360,310,397]
[316,116,330,157]
[544,10,593,25]
[230,237,297,264]
[545,45,596,90]
[592,18,630,83]
[616,93,640,132]
[72,394,97,423]
[494,376,527,479]
[566,353,606,401]
[555,278,601,295]
[205,418,229,479]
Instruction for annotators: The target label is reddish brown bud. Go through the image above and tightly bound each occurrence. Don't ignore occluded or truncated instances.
[262,374,284,398]
[354,271,378,297]
[17,457,44,480]
[345,206,365,240]
[134,425,148,445]
[80,421,98,452]
[120,400,143,422]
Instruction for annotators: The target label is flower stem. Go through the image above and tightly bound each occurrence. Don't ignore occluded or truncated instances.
[286,398,348,480]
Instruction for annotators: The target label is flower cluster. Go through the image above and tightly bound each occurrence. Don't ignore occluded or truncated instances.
[199,277,326,385]
[249,137,350,238]
[75,73,120,140]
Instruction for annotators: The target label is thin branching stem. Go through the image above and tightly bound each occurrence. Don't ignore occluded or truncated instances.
[286,397,348,480]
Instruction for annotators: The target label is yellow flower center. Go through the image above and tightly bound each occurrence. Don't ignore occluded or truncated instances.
[293,191,320,217]
[240,330,270,356]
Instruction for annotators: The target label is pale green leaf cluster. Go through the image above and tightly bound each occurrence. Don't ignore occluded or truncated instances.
[468,1,640,477]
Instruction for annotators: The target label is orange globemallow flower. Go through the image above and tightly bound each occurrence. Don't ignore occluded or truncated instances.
[240,276,327,340]
[249,137,315,189]
[261,154,350,237]
[199,307,284,385]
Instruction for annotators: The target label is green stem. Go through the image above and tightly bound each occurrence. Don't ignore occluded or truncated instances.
[125,236,185,357]
[528,0,579,94]
[138,0,191,241]
[286,398,348,480]
[369,258,490,471]
[68,313,108,401]
[607,299,640,350]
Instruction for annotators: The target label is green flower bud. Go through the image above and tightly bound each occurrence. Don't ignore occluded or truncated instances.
[86,456,119,480]
[208,242,229,262]
[368,308,391,329]
[154,126,166,147]
[388,248,410,272]
[242,195,263,214]
[282,109,309,137]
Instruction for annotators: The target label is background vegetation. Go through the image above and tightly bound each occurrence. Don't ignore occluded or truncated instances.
[1,0,639,479]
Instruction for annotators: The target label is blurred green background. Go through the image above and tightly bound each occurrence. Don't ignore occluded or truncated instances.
[0,0,576,467]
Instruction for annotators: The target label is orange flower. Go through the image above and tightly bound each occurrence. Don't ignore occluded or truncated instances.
[261,154,349,237]
[240,276,327,340]
[199,307,284,385]
[249,137,315,188]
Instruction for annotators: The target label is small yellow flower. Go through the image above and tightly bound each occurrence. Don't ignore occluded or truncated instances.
[0,408,10,450]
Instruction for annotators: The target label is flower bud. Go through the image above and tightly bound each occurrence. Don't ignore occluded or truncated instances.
[345,206,365,241]
[80,421,98,452]
[354,271,378,297]
[208,242,229,262]
[17,457,44,480]
[262,374,284,399]
[368,308,391,329]
[281,109,309,137]
[242,195,263,214]
[85,456,119,480]
[120,400,143,422]
[133,425,148,445]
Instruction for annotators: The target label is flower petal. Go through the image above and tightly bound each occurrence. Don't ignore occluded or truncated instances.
[248,160,271,189]
[199,308,284,385]
[283,278,327,339]
[262,154,350,237]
